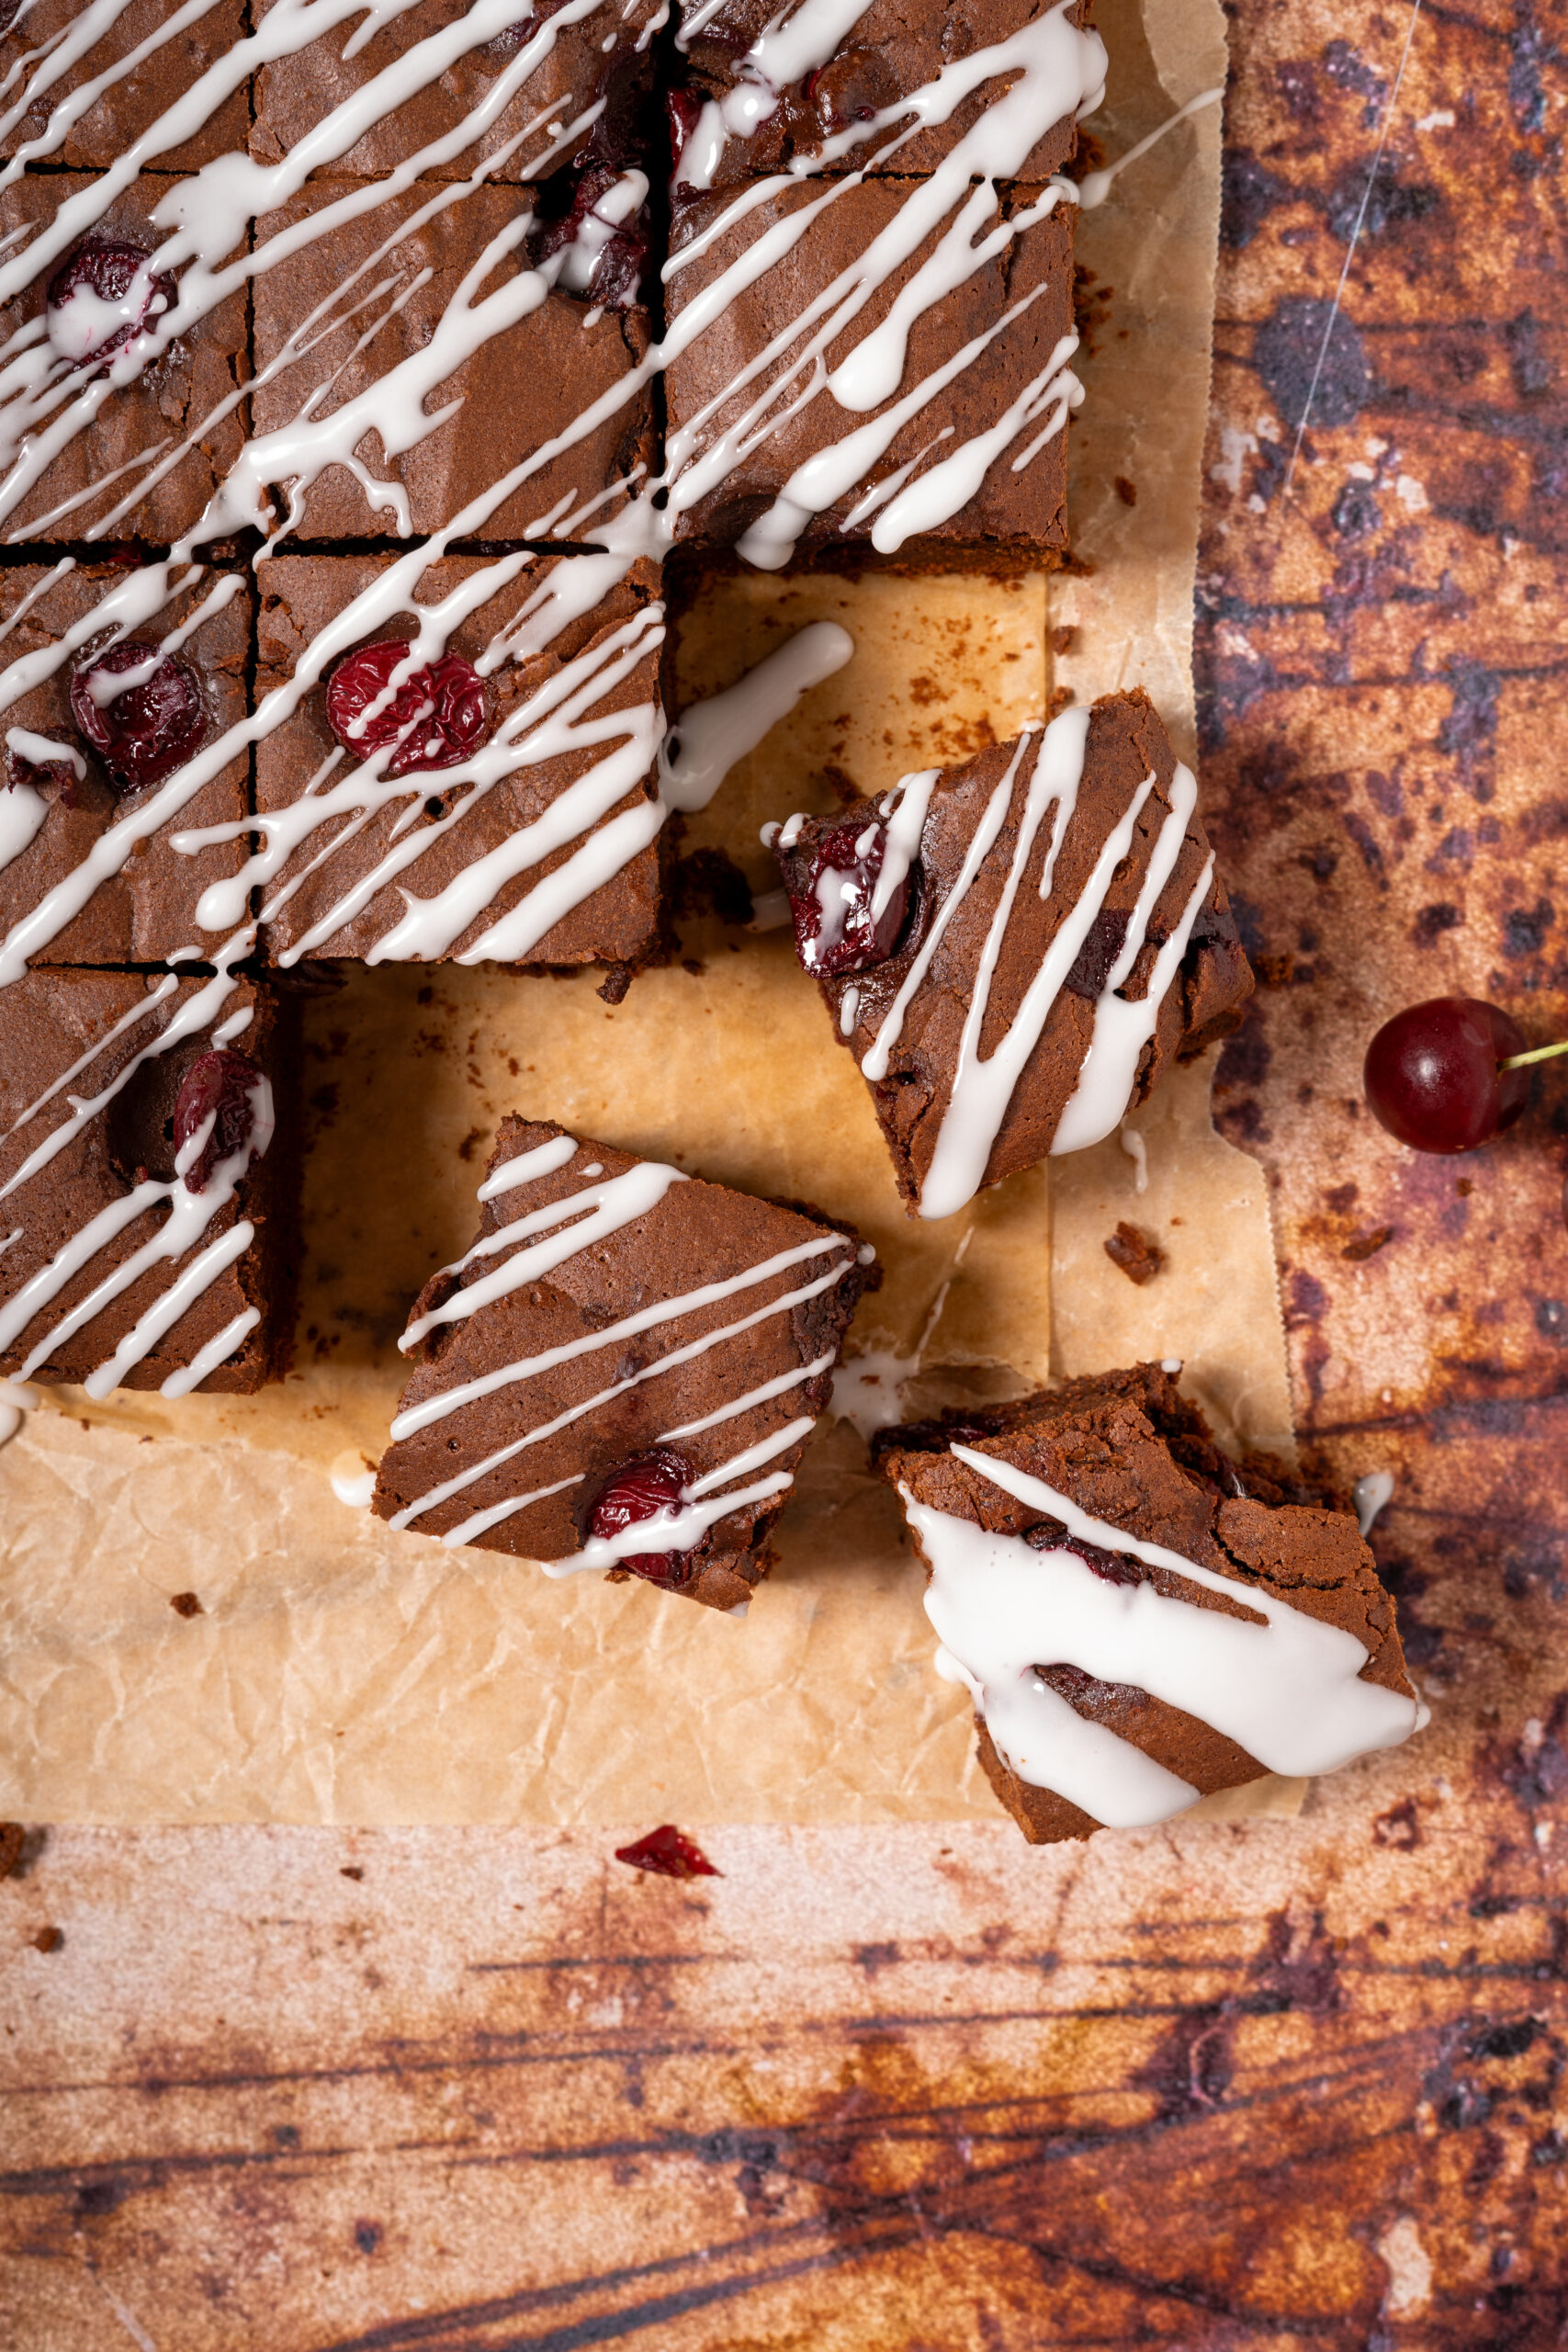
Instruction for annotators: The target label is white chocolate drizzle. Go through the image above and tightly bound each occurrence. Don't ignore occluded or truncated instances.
[901,1443,1426,1829]
[382,1132,865,1569]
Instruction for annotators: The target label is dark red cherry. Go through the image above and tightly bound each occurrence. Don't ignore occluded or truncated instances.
[613,1824,721,1878]
[47,236,176,370]
[173,1050,270,1193]
[784,821,910,977]
[69,641,206,795]
[326,641,489,778]
[1363,996,1529,1153]
[666,85,705,175]
[589,1447,694,1588]
[529,163,649,308]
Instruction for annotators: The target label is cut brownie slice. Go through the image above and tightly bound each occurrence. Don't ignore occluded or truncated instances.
[769,691,1253,1218]
[252,0,664,187]
[0,0,248,171]
[670,0,1103,190]
[0,968,299,1396]
[0,562,252,973]
[662,176,1077,566]
[0,172,249,543]
[877,1363,1425,1844]
[374,1117,877,1610]
[253,550,666,972]
[250,179,655,544]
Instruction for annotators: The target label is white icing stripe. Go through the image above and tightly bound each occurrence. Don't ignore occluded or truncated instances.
[390,1228,851,1441]
[658,622,852,814]
[541,1469,795,1577]
[660,1351,835,1442]
[161,1305,262,1400]
[438,1471,584,1554]
[478,1134,581,1201]
[899,1445,1425,1827]
[389,1253,853,1525]
[400,1159,684,1350]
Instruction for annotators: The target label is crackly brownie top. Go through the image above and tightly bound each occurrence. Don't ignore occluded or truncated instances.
[879,1361,1423,1829]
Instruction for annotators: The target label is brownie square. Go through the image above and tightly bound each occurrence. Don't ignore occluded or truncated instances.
[250,179,655,543]
[0,0,248,172]
[0,563,252,973]
[671,0,1102,188]
[0,969,300,1396]
[770,691,1253,1217]
[878,1363,1424,1844]
[663,177,1076,563]
[0,172,249,543]
[252,0,664,186]
[374,1117,877,1611]
[253,551,666,970]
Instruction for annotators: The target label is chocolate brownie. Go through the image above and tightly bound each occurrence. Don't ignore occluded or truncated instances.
[249,178,654,543]
[251,0,663,187]
[0,967,299,1396]
[374,1117,877,1610]
[0,0,248,171]
[0,172,250,543]
[253,550,666,971]
[662,177,1077,565]
[0,562,252,974]
[769,691,1253,1217]
[671,0,1103,189]
[877,1363,1425,1844]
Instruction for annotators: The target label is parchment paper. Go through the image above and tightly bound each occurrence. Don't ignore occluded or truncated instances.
[0,0,1298,1826]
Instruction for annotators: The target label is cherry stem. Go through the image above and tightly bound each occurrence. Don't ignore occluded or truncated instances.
[1500,1038,1568,1072]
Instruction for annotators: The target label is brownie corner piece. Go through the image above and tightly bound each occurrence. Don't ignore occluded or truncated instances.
[770,689,1254,1218]
[0,968,301,1397]
[878,1363,1424,1846]
[374,1117,876,1610]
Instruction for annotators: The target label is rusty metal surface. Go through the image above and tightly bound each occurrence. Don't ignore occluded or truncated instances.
[5,0,1568,2342]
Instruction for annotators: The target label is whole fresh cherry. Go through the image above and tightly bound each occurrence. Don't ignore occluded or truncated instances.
[589,1448,695,1587]
[1363,997,1530,1153]
[326,640,489,778]
[172,1050,271,1193]
[784,820,910,977]
[69,641,206,795]
[47,236,176,370]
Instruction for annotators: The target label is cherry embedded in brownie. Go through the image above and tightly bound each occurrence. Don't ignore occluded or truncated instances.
[0,563,252,974]
[0,172,250,545]
[877,1363,1425,1844]
[373,1117,878,1611]
[769,690,1254,1220]
[0,969,299,1396]
[669,0,1103,191]
[252,552,667,973]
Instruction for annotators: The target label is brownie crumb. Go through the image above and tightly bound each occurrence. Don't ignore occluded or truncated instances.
[31,1926,63,1954]
[597,965,634,1006]
[169,1591,204,1618]
[457,1127,488,1163]
[1104,1221,1165,1285]
[340,1865,365,1882]
[1050,625,1078,656]
[0,1823,23,1881]
[1114,475,1138,506]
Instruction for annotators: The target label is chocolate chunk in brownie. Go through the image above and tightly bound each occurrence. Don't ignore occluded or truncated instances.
[0,0,249,172]
[770,690,1254,1218]
[253,551,666,971]
[375,1116,877,1610]
[663,177,1075,565]
[0,563,252,973]
[252,0,664,187]
[0,968,300,1395]
[878,1363,1423,1844]
[250,180,655,543]
[0,172,250,543]
[670,0,1101,190]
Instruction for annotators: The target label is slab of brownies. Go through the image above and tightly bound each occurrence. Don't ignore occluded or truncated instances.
[876,1364,1425,1842]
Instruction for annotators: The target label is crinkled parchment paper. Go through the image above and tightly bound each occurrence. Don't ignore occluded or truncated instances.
[0,0,1299,1826]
